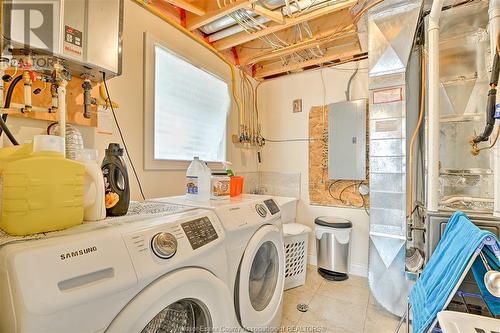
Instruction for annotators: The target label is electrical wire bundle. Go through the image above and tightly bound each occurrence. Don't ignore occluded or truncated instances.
[328,179,369,215]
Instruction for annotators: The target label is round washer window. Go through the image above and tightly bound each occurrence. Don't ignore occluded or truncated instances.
[248,241,279,311]
[141,298,212,333]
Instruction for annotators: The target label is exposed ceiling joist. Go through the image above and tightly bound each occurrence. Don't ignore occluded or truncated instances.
[141,0,181,23]
[186,0,259,31]
[248,4,284,24]
[164,0,205,16]
[243,29,357,65]
[254,37,362,79]
[212,0,357,51]
[236,9,355,65]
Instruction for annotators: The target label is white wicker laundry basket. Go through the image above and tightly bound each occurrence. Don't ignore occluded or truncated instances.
[283,223,311,290]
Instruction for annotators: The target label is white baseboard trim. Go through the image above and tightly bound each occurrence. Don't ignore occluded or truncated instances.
[308,254,368,278]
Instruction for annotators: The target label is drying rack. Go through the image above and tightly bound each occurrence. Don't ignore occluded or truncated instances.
[394,237,500,333]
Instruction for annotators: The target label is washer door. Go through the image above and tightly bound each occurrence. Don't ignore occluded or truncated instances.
[106,268,235,333]
[238,225,285,330]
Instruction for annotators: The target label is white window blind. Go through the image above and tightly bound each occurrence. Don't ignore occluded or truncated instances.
[153,44,230,162]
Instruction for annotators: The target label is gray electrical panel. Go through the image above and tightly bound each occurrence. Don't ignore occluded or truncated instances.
[328,99,367,180]
[1,0,123,80]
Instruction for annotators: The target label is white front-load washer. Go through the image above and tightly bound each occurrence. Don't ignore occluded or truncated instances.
[0,208,237,333]
[152,195,285,332]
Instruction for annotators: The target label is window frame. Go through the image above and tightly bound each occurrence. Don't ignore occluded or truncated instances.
[144,32,230,170]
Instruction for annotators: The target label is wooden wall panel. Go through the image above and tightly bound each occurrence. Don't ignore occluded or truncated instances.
[2,70,99,127]
[308,105,370,209]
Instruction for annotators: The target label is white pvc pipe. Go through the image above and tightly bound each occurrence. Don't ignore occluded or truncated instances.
[23,81,31,110]
[489,0,500,217]
[427,0,445,212]
[58,81,67,156]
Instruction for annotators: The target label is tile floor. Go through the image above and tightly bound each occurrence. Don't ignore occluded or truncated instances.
[281,265,408,333]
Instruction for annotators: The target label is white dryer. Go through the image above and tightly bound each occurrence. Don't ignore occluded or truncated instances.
[153,195,285,332]
[0,209,237,333]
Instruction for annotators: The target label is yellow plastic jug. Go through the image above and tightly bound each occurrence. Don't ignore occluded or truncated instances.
[0,135,85,236]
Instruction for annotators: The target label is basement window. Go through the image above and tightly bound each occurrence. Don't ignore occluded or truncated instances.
[144,32,230,169]
[153,45,230,162]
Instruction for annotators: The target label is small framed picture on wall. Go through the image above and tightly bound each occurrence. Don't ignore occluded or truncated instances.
[293,99,302,113]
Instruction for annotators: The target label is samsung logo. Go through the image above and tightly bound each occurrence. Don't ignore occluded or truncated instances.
[60,246,98,260]
[229,207,240,211]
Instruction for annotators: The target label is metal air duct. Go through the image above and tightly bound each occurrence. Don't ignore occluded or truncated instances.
[204,0,330,43]
[367,0,422,316]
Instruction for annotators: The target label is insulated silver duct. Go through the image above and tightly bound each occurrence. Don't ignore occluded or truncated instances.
[199,10,256,34]
[203,0,330,42]
[367,0,422,316]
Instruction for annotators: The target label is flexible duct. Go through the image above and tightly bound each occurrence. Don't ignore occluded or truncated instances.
[427,0,445,212]
[199,10,256,34]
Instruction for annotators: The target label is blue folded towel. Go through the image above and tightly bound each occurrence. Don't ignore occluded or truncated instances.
[409,211,500,333]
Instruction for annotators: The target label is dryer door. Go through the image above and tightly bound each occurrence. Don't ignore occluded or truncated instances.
[237,225,285,331]
[106,268,235,333]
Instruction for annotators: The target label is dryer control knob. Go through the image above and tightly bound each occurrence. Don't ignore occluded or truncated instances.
[151,232,178,259]
[255,204,268,218]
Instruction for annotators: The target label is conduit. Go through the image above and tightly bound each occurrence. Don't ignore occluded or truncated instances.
[427,0,445,212]
[133,0,243,134]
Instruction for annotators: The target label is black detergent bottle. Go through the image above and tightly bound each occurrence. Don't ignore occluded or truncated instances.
[101,143,130,216]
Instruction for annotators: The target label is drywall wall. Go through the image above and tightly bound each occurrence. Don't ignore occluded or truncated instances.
[3,0,257,200]
[258,60,370,276]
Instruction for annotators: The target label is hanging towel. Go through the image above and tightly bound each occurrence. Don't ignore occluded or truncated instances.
[409,211,500,333]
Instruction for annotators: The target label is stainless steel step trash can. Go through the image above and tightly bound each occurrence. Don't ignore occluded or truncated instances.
[314,216,352,281]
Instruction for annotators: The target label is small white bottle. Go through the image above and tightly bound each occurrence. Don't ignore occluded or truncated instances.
[186,157,210,201]
[200,161,212,201]
[78,149,106,221]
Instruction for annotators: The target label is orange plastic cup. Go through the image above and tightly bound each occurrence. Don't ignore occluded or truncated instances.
[230,176,244,197]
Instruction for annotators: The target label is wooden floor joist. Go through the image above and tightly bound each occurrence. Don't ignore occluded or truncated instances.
[186,0,259,31]
[254,38,362,79]
[241,28,357,65]
[164,0,205,16]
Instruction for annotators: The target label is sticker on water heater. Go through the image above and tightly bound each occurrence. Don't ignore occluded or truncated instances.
[63,25,83,60]
[186,176,199,194]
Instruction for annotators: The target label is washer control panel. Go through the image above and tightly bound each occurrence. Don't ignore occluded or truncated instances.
[181,216,218,250]
[264,199,280,215]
